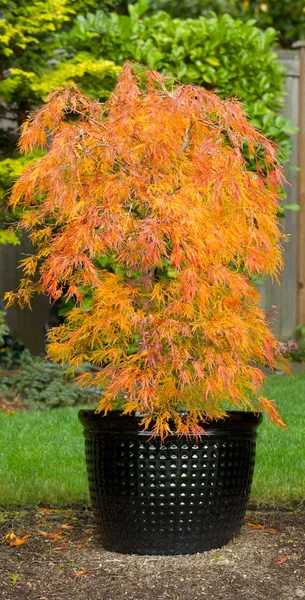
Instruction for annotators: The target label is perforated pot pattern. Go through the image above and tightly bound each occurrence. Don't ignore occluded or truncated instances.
[78,410,262,555]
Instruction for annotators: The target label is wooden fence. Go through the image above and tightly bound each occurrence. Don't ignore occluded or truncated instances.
[0,48,304,353]
[0,235,50,355]
[259,49,300,339]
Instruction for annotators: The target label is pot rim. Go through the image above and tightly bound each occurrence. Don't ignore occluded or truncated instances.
[78,408,263,433]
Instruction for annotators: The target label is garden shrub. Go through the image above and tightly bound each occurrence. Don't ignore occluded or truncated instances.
[0,312,9,347]
[0,350,97,409]
[285,327,305,362]
[0,311,26,369]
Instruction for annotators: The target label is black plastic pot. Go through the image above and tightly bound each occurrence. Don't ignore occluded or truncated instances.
[78,410,262,555]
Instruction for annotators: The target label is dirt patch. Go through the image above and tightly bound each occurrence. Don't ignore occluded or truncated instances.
[0,506,304,600]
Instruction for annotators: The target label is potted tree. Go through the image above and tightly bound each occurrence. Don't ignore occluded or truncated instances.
[6,63,287,555]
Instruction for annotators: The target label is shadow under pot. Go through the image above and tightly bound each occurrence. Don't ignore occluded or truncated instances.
[78,409,262,555]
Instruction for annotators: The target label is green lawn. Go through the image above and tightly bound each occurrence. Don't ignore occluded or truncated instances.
[251,372,305,505]
[0,407,89,506]
[0,373,304,507]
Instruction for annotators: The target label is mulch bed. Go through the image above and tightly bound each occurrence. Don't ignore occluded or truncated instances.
[0,506,304,600]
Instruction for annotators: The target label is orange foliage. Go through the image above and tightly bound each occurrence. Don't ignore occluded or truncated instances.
[2,532,29,547]
[6,63,287,437]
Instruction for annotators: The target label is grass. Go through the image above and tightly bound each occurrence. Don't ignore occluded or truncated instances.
[0,407,89,506]
[0,373,304,507]
[251,372,305,506]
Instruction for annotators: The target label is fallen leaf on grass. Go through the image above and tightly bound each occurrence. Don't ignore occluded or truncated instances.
[36,507,60,515]
[36,507,73,515]
[10,535,28,547]
[60,524,73,531]
[2,532,17,542]
[274,554,296,565]
[71,568,88,578]
[246,523,278,533]
[53,545,70,551]
[2,532,28,547]
[37,530,63,543]
[55,564,64,569]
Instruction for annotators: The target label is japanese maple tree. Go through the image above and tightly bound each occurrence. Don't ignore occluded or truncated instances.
[6,63,287,437]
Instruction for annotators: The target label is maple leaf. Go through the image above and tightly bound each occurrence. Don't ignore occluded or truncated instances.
[37,530,63,543]
[2,532,17,542]
[246,523,278,533]
[10,534,29,547]
[274,554,296,565]
[71,568,88,578]
[36,507,59,514]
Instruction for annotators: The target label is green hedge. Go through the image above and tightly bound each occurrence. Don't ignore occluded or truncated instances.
[64,2,292,159]
[119,0,305,48]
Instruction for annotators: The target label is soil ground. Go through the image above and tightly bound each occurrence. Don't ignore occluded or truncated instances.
[0,506,304,600]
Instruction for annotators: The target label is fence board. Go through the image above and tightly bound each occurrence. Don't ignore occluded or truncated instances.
[0,235,50,355]
[259,49,299,339]
[297,46,305,327]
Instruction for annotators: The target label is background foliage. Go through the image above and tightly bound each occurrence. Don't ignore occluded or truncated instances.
[0,349,96,409]
[0,0,117,243]
[63,2,292,152]
[119,0,305,48]
[0,311,9,346]
[0,0,296,246]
